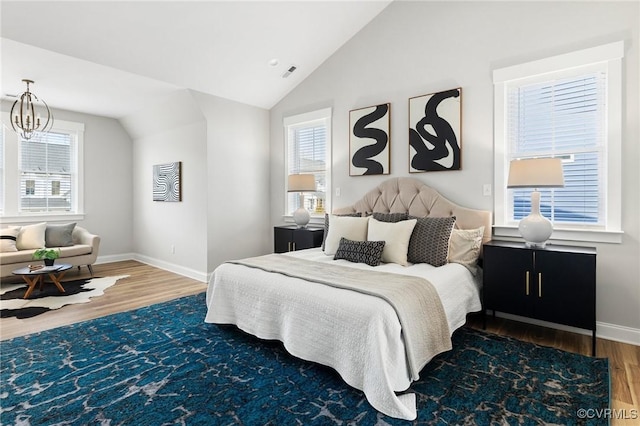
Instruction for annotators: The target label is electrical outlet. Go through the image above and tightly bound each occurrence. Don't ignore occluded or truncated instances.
[171,245,175,254]
[483,184,492,196]
[335,187,341,197]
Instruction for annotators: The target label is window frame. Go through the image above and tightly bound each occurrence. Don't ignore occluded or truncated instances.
[1,114,85,223]
[493,41,624,244]
[283,107,332,223]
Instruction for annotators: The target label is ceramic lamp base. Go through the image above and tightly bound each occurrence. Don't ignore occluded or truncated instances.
[518,190,553,247]
[519,213,553,247]
[292,208,310,228]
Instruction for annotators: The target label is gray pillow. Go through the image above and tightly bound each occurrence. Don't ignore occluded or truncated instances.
[45,223,77,247]
[407,216,456,266]
[334,237,385,267]
[372,212,409,223]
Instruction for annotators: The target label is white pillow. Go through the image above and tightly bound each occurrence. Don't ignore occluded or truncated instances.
[367,217,417,266]
[448,226,485,274]
[16,222,47,250]
[323,215,370,255]
[1,227,20,252]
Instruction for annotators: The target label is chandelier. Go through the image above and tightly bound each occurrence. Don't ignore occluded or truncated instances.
[10,79,53,140]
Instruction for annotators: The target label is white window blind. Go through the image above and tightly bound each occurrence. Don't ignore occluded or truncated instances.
[508,72,606,225]
[19,131,73,212]
[284,108,331,217]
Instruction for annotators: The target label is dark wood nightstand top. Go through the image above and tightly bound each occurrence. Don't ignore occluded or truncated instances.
[483,240,596,255]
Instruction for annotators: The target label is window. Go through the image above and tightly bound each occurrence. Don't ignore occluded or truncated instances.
[284,108,332,219]
[25,180,36,196]
[51,181,61,196]
[494,42,623,243]
[1,115,85,222]
[20,131,74,212]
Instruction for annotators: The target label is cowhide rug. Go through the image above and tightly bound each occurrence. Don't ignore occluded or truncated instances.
[0,275,129,319]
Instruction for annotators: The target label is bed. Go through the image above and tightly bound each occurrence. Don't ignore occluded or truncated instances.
[205,177,492,420]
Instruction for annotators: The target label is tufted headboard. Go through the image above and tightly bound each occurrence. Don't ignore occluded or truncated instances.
[332,177,492,244]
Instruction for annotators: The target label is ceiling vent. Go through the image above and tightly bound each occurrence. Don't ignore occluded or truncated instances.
[282,65,297,79]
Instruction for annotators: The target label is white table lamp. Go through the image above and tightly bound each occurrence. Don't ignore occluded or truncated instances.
[507,158,564,247]
[288,174,316,228]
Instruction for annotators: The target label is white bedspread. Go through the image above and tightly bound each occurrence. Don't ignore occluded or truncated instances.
[204,248,482,420]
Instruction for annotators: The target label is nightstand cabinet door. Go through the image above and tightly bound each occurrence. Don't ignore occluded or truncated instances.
[483,245,533,317]
[534,250,596,330]
[274,226,324,253]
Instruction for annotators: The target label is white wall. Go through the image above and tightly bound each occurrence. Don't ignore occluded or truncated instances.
[121,90,209,281]
[269,1,640,342]
[1,101,134,258]
[191,91,271,272]
[121,89,271,281]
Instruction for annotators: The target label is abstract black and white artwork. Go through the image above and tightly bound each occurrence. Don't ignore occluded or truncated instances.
[153,161,182,202]
[409,88,461,172]
[349,103,390,176]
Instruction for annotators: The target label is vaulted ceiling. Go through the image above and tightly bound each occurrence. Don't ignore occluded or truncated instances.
[1,1,391,118]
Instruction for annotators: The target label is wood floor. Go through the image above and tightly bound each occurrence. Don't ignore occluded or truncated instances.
[0,260,207,341]
[1,260,638,424]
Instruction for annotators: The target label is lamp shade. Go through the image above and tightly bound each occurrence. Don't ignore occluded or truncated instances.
[507,158,565,189]
[288,174,316,192]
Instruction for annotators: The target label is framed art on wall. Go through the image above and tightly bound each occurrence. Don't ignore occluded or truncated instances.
[409,88,461,172]
[349,103,390,176]
[153,161,182,202]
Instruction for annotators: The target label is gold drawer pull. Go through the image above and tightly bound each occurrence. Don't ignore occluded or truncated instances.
[538,273,542,298]
[526,271,530,295]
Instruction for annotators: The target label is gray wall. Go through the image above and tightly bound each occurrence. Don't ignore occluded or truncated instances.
[269,1,640,342]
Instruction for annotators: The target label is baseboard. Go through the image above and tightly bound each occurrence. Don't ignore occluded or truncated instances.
[489,311,640,346]
[596,322,640,346]
[132,254,208,283]
[96,253,136,264]
[95,253,207,283]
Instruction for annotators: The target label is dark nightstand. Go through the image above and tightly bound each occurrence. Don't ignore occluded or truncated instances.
[483,240,597,356]
[274,225,324,253]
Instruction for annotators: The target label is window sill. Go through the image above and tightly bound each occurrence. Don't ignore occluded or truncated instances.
[282,215,325,227]
[1,213,86,225]
[493,225,623,245]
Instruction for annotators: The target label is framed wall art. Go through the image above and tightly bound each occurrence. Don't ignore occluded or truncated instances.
[408,87,461,172]
[349,103,390,176]
[153,161,182,202]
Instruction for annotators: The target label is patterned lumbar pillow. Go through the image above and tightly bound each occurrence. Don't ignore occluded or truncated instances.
[1,227,20,252]
[334,237,386,267]
[45,223,77,247]
[407,216,456,266]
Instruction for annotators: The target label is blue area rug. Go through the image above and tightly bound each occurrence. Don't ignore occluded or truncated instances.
[0,293,609,425]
